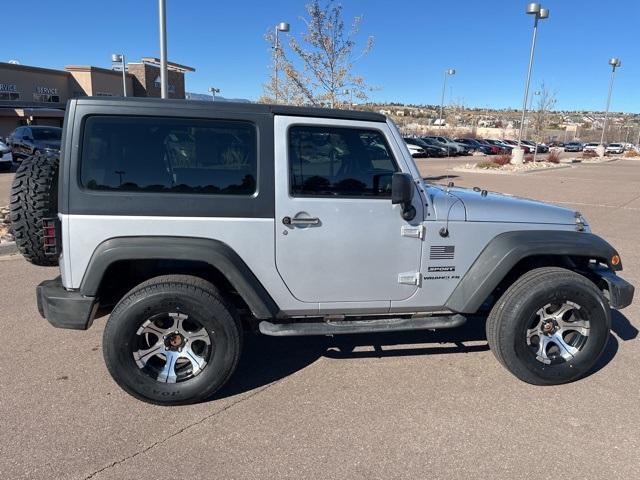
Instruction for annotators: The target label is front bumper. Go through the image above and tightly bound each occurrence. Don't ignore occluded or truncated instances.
[592,268,635,309]
[37,276,98,330]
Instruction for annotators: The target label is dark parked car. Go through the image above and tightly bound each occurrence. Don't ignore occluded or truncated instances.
[404,137,447,157]
[484,139,513,154]
[7,126,62,160]
[502,139,533,153]
[564,142,584,152]
[522,140,549,153]
[455,138,492,155]
[420,137,457,156]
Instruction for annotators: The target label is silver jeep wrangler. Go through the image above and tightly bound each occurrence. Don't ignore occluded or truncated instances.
[12,97,634,405]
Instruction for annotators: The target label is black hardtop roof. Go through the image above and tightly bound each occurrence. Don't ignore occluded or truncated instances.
[71,96,386,122]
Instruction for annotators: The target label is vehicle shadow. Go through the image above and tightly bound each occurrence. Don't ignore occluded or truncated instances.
[214,311,637,401]
[214,317,488,400]
[590,310,639,375]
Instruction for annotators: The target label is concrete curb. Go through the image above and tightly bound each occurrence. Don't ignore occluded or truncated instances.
[451,164,572,176]
[0,242,18,257]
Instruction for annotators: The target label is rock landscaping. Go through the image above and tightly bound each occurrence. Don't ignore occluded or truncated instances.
[0,206,13,244]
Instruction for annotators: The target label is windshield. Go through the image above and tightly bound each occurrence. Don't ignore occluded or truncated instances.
[31,127,62,141]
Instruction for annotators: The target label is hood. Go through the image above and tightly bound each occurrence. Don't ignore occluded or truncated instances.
[36,139,61,150]
[428,185,579,225]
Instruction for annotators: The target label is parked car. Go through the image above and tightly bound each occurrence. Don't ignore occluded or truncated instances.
[419,137,456,156]
[564,142,584,152]
[406,143,427,158]
[474,139,502,155]
[455,138,492,155]
[482,139,512,154]
[583,143,600,153]
[404,137,447,157]
[502,139,532,153]
[0,140,13,171]
[424,136,464,156]
[486,139,514,153]
[522,140,549,153]
[605,143,625,154]
[15,97,633,405]
[6,126,62,161]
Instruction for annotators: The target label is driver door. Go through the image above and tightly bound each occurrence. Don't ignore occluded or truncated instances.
[274,116,423,305]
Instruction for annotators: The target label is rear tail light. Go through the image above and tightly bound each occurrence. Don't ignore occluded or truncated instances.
[42,218,60,257]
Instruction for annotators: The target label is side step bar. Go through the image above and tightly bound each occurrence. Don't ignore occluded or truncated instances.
[259,314,467,337]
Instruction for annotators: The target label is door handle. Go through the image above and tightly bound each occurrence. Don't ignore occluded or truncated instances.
[282,216,320,226]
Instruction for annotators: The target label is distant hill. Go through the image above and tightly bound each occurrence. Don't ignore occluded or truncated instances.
[185,92,251,103]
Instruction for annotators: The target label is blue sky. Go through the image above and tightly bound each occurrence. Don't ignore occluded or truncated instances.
[4,0,638,112]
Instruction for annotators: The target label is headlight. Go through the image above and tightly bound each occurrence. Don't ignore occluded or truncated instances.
[575,211,589,232]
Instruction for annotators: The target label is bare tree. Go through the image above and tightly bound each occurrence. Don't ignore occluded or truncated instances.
[532,81,557,140]
[262,0,374,107]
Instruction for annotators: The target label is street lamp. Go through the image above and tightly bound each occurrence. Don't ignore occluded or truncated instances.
[600,57,622,147]
[514,3,549,164]
[438,68,455,128]
[158,0,168,99]
[111,53,127,97]
[274,21,290,103]
[208,87,221,102]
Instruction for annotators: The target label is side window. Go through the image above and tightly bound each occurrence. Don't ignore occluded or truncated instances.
[80,116,257,195]
[288,125,398,197]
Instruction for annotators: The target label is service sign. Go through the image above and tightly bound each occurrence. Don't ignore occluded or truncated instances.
[36,86,58,95]
[0,83,18,92]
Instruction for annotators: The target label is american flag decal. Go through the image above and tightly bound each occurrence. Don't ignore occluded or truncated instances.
[430,245,455,260]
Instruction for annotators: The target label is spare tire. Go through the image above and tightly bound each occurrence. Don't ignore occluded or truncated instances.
[10,153,60,266]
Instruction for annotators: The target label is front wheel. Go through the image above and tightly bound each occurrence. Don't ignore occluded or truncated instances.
[103,275,242,405]
[486,267,611,385]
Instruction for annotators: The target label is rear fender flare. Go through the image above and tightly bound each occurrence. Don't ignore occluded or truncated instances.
[79,236,279,319]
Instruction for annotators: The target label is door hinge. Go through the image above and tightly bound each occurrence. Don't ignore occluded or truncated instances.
[401,224,425,240]
[398,272,421,286]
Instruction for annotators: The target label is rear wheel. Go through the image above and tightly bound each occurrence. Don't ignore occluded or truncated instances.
[486,267,610,385]
[103,275,242,405]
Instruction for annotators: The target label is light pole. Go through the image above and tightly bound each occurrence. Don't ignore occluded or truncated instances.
[208,87,220,102]
[274,21,290,103]
[523,90,540,139]
[514,3,549,164]
[111,53,127,97]
[158,0,168,99]
[599,58,622,147]
[438,68,455,128]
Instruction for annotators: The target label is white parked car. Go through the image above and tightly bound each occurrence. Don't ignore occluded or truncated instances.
[583,143,600,153]
[406,143,427,158]
[0,140,13,171]
[605,143,625,154]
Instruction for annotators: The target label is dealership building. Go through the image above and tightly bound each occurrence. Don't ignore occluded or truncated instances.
[0,58,195,137]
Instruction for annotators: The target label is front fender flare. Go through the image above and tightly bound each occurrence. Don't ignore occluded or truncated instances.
[445,230,621,314]
[79,236,279,319]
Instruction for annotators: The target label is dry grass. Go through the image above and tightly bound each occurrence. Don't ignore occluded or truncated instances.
[476,161,501,169]
[492,154,511,166]
[624,150,640,158]
[582,150,598,159]
[547,149,561,163]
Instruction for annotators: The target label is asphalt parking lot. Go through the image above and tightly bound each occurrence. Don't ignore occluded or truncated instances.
[1,159,639,480]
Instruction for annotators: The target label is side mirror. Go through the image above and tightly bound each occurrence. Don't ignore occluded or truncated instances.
[391,172,416,221]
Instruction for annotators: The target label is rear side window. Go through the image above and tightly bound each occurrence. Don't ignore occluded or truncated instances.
[288,125,398,197]
[80,116,257,195]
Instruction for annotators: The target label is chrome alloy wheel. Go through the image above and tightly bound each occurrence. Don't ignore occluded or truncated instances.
[526,301,590,365]
[133,312,212,383]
